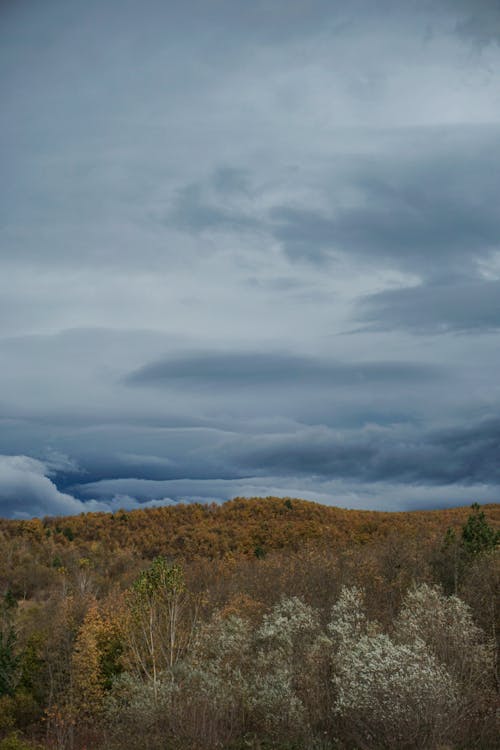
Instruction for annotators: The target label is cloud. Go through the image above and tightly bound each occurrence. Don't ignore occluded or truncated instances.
[453,0,500,46]
[2,411,500,517]
[268,129,500,273]
[0,454,185,518]
[170,183,258,234]
[125,351,443,389]
[212,167,252,195]
[233,418,500,485]
[67,417,500,500]
[0,455,89,518]
[75,473,500,513]
[1,0,500,517]
[357,278,500,333]
[166,127,500,289]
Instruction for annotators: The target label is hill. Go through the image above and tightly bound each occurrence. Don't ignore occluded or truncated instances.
[1,496,499,560]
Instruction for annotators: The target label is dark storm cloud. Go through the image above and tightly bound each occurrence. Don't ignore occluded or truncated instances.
[357,279,500,333]
[3,414,499,516]
[125,352,443,389]
[235,418,500,485]
[65,416,500,509]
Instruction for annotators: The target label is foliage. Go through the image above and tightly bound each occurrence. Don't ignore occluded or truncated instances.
[0,631,19,698]
[0,732,42,750]
[461,503,500,557]
[71,603,122,721]
[333,631,459,749]
[2,496,496,561]
[0,498,496,749]
[395,583,494,686]
[0,734,39,750]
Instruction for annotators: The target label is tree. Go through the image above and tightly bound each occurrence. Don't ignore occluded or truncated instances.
[329,586,461,749]
[436,504,499,594]
[71,605,105,721]
[461,503,499,558]
[124,558,193,702]
[0,630,18,698]
[0,591,19,698]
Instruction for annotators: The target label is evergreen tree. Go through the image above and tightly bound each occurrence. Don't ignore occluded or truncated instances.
[0,629,19,697]
[461,503,500,557]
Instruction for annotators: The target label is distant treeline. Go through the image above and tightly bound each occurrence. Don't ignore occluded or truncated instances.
[1,495,499,559]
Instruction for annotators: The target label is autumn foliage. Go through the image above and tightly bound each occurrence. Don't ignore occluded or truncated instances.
[0,497,497,749]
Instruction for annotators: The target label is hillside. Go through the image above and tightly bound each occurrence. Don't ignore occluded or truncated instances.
[0,498,498,750]
[1,496,499,560]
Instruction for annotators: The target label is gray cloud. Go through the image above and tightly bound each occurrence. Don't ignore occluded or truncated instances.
[269,130,500,273]
[0,455,86,519]
[125,351,443,389]
[2,413,497,517]
[454,0,500,46]
[233,418,500,485]
[166,126,500,296]
[1,0,500,516]
[212,167,252,195]
[0,454,182,518]
[64,416,500,508]
[76,475,500,513]
[170,183,258,234]
[357,279,500,333]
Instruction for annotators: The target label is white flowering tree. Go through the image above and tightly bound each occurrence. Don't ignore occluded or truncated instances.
[395,583,497,743]
[395,584,494,685]
[328,586,461,749]
[249,596,321,742]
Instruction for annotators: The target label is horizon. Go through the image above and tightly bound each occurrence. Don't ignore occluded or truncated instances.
[4,493,500,519]
[1,493,498,524]
[2,0,500,518]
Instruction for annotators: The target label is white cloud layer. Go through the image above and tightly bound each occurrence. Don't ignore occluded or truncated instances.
[0,455,170,518]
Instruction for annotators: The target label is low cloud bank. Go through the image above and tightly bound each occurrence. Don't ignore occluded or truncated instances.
[0,453,497,519]
[0,455,170,519]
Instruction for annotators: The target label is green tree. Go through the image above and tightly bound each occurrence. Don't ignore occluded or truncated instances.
[437,505,499,594]
[461,503,499,558]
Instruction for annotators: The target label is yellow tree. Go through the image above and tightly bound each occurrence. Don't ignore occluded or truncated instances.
[71,604,104,723]
[71,602,123,724]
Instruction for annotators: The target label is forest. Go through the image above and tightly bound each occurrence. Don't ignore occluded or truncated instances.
[0,497,498,750]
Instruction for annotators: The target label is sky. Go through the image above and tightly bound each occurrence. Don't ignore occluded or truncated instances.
[1,0,500,518]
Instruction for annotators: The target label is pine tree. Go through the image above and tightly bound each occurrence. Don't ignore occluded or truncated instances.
[461,503,500,558]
